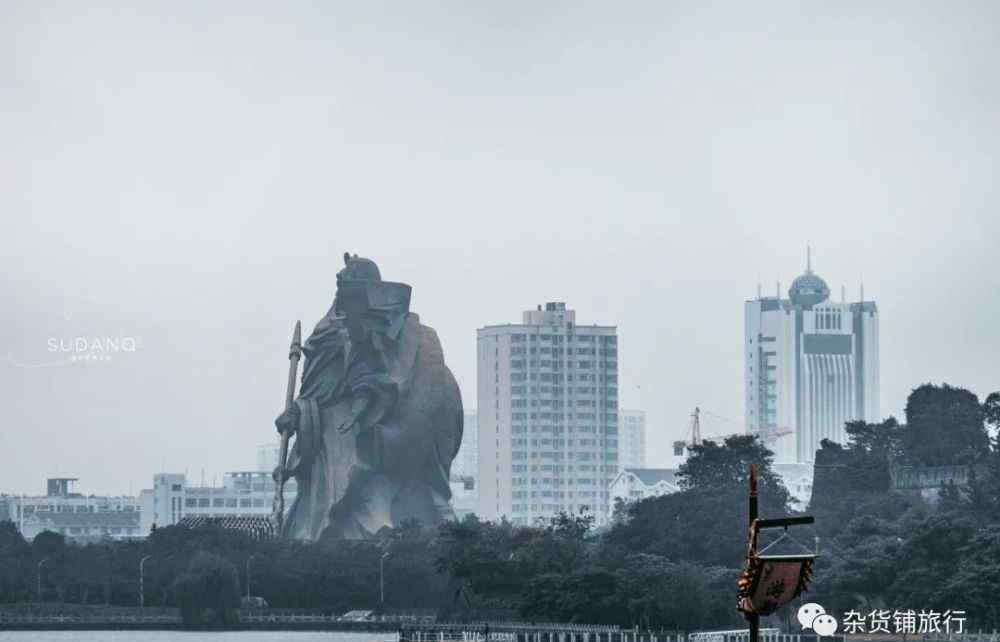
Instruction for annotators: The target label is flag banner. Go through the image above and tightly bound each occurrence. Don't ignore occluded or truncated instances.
[738,555,814,616]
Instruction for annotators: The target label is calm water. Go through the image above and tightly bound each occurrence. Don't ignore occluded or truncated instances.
[0,632,387,642]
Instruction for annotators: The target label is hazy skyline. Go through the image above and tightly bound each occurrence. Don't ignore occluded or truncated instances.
[3,1,998,495]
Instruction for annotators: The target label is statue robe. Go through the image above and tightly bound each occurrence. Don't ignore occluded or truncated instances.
[281,304,462,540]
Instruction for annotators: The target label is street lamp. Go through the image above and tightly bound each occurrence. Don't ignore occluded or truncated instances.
[379,552,390,607]
[246,554,258,601]
[37,559,47,602]
[139,555,152,609]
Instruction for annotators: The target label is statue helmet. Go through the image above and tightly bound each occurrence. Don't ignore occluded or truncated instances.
[334,254,412,337]
[338,252,382,283]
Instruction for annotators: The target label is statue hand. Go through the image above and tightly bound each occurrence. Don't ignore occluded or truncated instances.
[275,405,300,435]
[271,464,295,484]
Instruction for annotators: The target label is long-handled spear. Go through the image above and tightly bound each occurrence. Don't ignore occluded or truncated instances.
[273,320,302,533]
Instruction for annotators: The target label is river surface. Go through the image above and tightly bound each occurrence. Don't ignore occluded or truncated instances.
[0,632,387,642]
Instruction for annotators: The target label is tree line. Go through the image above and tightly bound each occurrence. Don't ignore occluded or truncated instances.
[1,383,997,630]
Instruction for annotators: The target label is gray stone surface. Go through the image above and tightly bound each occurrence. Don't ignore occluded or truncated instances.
[275,253,463,540]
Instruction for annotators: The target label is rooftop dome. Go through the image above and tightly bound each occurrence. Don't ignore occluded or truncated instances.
[788,247,830,308]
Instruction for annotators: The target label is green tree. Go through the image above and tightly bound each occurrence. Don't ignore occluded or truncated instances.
[937,525,1000,630]
[678,435,788,506]
[173,551,241,627]
[0,521,30,602]
[903,384,989,465]
[32,530,66,559]
[966,436,1000,521]
[983,391,1000,431]
[887,512,978,611]
[516,511,594,579]
[433,515,525,606]
[845,416,904,456]
[814,514,904,613]
[841,417,903,493]
[520,566,623,624]
[604,486,750,568]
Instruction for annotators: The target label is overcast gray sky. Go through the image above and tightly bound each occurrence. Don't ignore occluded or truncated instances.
[3,1,998,496]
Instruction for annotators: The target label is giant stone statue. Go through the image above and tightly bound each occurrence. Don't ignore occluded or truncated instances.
[273,253,463,540]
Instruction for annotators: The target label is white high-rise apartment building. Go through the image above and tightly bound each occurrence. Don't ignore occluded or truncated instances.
[618,410,647,470]
[477,302,619,527]
[452,410,479,479]
[745,252,879,463]
[257,443,280,473]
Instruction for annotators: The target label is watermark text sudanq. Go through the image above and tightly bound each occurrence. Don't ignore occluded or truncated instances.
[46,336,140,363]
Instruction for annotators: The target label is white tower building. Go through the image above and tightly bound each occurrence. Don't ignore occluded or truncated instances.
[744,251,879,463]
[618,410,647,470]
[477,302,619,526]
[452,410,479,479]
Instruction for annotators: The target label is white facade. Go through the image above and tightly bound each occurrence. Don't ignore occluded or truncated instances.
[139,472,296,535]
[618,410,647,470]
[257,443,280,473]
[1,485,141,542]
[773,463,814,509]
[477,302,619,527]
[745,258,879,464]
[449,475,477,519]
[608,468,679,519]
[453,410,479,479]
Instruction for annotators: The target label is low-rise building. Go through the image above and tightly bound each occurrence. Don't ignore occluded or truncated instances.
[773,463,814,509]
[608,468,679,518]
[139,472,297,536]
[1,478,141,542]
[890,463,975,504]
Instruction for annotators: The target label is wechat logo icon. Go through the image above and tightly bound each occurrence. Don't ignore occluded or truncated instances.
[798,603,838,637]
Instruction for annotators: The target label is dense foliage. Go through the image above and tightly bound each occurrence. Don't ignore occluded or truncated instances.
[173,551,240,626]
[1,382,997,630]
[806,384,1000,630]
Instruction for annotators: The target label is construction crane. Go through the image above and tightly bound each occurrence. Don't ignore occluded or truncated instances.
[672,407,792,457]
[672,407,702,456]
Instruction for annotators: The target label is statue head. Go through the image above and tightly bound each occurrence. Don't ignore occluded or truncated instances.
[334,253,381,331]
[334,253,411,344]
[337,253,382,284]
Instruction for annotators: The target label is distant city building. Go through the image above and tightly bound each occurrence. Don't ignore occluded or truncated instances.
[608,468,679,518]
[139,472,296,536]
[1,478,140,542]
[745,251,879,463]
[477,302,619,527]
[773,462,814,509]
[618,410,647,470]
[257,443,280,473]
[452,410,479,479]
[449,475,477,520]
